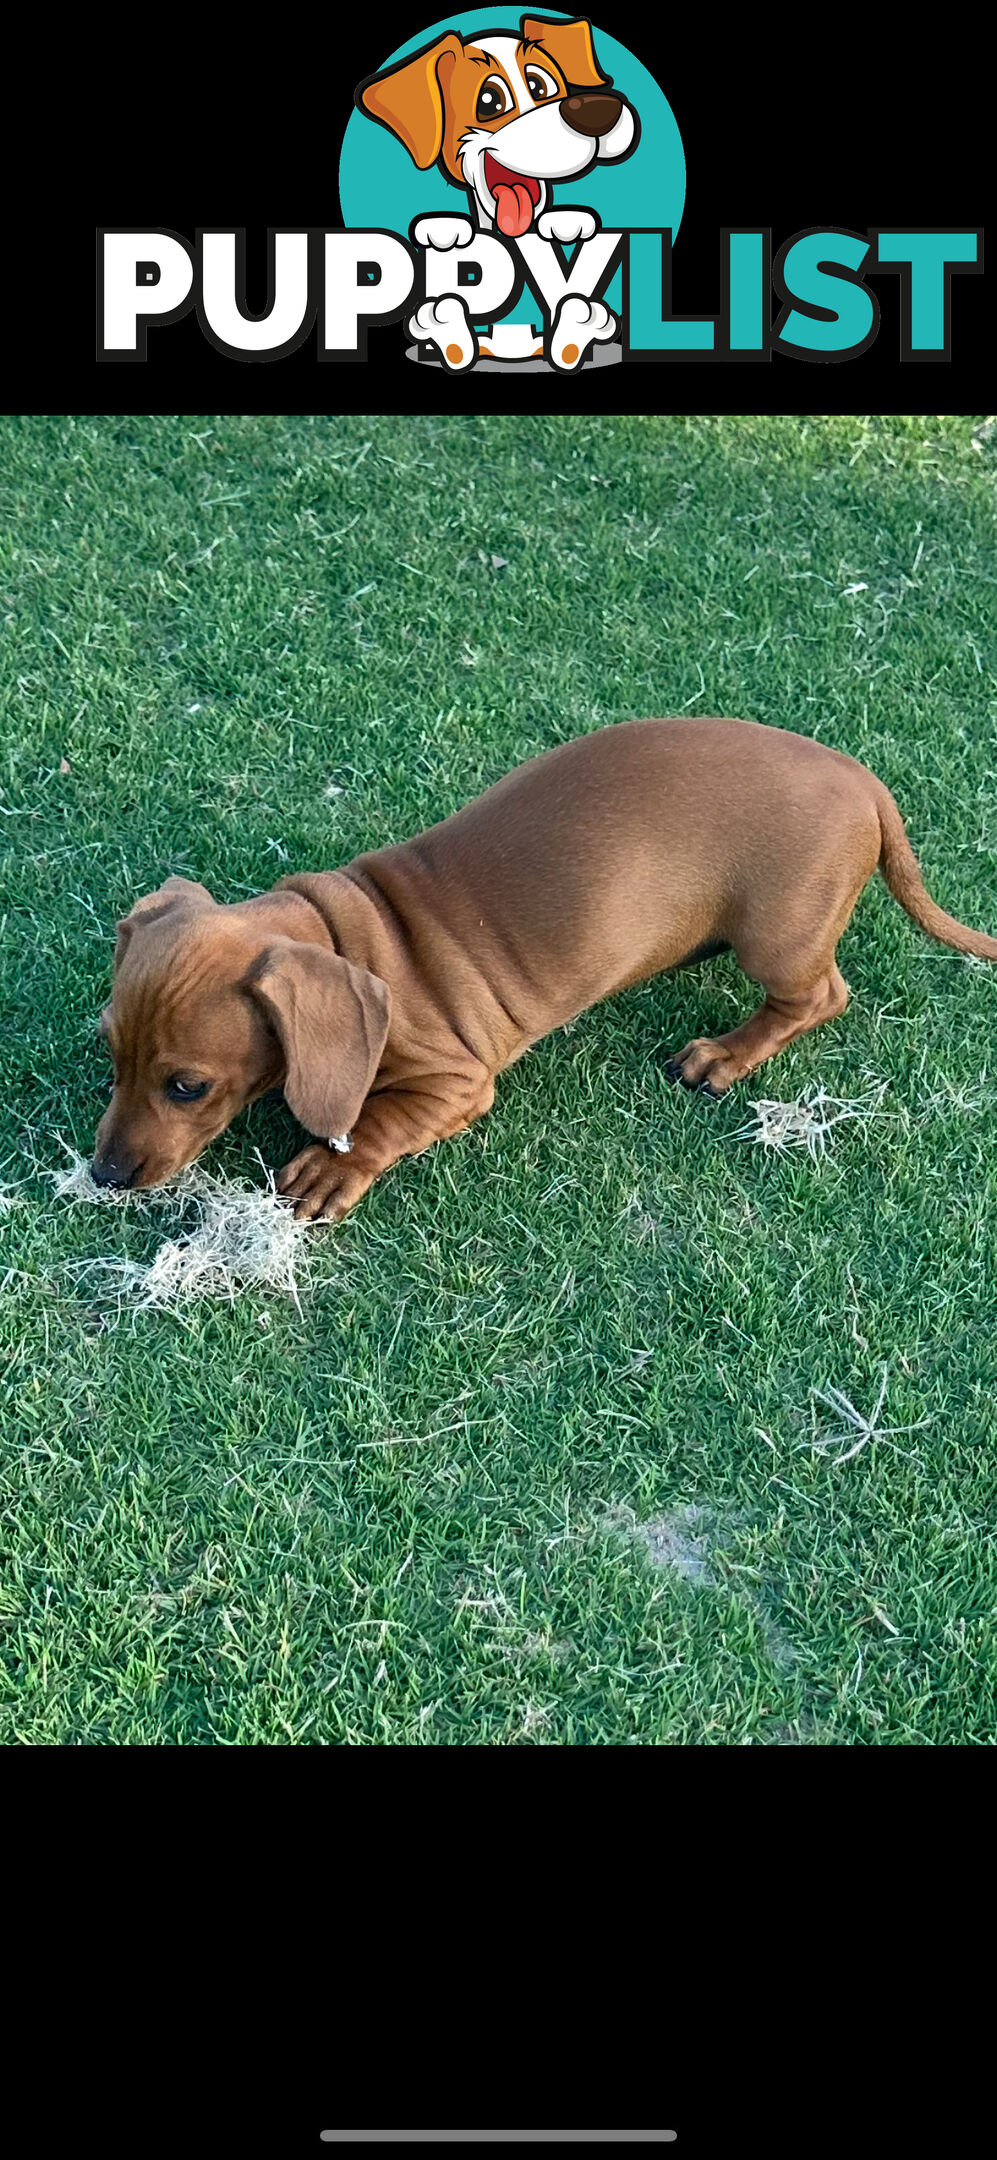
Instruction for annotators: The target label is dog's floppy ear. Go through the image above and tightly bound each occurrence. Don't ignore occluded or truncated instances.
[357,32,464,168]
[521,15,608,89]
[246,941,391,1141]
[114,876,216,965]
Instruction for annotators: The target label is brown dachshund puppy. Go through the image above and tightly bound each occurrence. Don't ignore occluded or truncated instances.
[91,718,997,1221]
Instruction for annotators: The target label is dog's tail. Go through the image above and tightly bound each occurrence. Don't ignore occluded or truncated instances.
[876,787,997,960]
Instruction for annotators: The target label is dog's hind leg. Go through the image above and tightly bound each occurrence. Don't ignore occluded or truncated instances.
[666,960,849,1096]
[665,843,874,1096]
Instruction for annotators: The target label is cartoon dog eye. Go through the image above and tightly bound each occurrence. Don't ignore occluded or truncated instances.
[525,66,559,102]
[476,75,515,121]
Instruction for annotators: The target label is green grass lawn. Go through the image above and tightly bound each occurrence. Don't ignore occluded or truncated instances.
[1,411,996,1743]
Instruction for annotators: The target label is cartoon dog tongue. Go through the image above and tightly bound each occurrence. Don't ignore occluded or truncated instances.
[493,181,536,237]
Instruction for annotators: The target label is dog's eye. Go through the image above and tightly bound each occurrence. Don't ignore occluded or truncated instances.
[525,67,558,102]
[476,75,513,121]
[165,1076,212,1104]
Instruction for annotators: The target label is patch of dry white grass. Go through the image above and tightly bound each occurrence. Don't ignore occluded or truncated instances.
[51,1143,310,1316]
[734,1080,889,1159]
[599,1501,714,1584]
[807,1366,930,1467]
[52,1143,138,1208]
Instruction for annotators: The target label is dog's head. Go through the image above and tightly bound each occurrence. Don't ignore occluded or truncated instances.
[357,14,637,236]
[90,877,390,1189]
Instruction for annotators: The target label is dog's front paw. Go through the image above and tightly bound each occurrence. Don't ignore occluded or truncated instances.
[412,214,475,252]
[548,294,617,372]
[536,207,599,245]
[407,294,477,371]
[277,1143,374,1223]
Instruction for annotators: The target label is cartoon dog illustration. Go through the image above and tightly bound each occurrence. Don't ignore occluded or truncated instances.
[356,14,638,368]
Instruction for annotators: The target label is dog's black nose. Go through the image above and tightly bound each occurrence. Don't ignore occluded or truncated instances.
[562,91,623,138]
[90,1155,135,1189]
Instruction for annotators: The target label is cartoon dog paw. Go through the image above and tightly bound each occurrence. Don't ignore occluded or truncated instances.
[536,208,600,246]
[412,215,475,252]
[548,294,617,372]
[407,294,478,371]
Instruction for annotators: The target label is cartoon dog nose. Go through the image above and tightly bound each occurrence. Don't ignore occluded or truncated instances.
[90,1154,136,1189]
[562,91,623,138]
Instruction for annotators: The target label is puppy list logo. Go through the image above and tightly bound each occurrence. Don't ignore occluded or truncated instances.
[97,10,982,371]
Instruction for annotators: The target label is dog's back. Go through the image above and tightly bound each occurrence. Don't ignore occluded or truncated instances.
[345,718,878,1023]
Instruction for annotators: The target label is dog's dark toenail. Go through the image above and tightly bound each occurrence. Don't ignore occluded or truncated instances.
[699,1081,722,1099]
[665,1059,682,1080]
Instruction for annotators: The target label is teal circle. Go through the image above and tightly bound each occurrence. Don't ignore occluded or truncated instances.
[339,11,685,238]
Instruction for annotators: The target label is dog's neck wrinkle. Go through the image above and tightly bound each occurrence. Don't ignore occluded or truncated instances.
[241,884,337,949]
[268,866,523,1072]
[337,863,411,949]
[272,870,386,959]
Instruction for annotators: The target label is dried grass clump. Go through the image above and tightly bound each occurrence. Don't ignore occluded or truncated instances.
[53,1146,138,1207]
[808,1368,930,1467]
[52,1143,309,1315]
[734,1081,888,1159]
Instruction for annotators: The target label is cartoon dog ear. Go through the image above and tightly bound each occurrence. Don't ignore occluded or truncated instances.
[247,941,391,1141]
[521,15,609,89]
[357,33,464,169]
[114,876,216,965]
